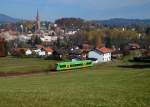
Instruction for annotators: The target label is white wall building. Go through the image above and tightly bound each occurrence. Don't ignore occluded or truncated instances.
[38,51,46,56]
[88,47,112,63]
[25,49,32,56]
[40,36,58,42]
[18,35,31,42]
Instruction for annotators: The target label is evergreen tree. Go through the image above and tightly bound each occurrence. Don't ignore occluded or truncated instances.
[105,36,112,48]
[34,36,42,44]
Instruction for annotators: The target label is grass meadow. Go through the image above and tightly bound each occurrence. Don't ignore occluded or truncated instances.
[0,57,149,107]
[0,56,57,73]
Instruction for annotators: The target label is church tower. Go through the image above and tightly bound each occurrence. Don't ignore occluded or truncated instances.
[36,9,40,31]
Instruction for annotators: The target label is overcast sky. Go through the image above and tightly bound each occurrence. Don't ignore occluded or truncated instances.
[0,0,150,21]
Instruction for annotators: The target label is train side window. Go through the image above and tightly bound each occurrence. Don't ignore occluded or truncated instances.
[66,65,70,68]
[86,62,92,65]
[70,64,76,67]
[60,65,66,68]
[70,63,82,67]
[76,64,83,66]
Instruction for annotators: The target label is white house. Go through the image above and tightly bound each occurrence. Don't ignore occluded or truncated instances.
[33,48,46,56]
[33,45,53,56]
[38,51,46,56]
[33,45,45,56]
[25,49,32,56]
[40,36,52,42]
[40,36,58,42]
[33,49,41,53]
[88,47,112,63]
[18,35,31,42]
[65,31,77,35]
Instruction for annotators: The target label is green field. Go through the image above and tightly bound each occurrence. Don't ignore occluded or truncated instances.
[0,57,57,73]
[0,57,150,107]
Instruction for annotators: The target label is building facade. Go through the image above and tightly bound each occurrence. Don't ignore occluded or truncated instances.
[88,47,112,63]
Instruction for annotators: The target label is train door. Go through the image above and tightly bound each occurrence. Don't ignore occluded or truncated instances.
[66,64,70,69]
[83,62,86,67]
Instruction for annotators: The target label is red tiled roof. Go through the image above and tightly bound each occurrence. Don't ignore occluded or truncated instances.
[96,47,112,53]
[44,48,53,52]
[36,45,44,49]
[128,43,140,49]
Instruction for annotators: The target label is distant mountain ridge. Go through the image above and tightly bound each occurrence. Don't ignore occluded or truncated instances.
[0,13,150,26]
[0,13,19,23]
[94,18,150,26]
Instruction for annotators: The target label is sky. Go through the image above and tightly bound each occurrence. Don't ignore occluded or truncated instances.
[0,0,150,21]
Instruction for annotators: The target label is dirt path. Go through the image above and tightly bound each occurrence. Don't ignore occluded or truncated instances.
[0,70,53,77]
[0,68,90,77]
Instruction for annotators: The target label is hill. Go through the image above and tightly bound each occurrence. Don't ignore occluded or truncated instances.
[0,13,19,23]
[94,18,150,26]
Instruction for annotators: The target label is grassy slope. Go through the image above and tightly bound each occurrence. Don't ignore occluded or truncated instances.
[0,57,57,73]
[0,64,149,107]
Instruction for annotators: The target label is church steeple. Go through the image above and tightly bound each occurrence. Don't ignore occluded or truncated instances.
[36,9,40,31]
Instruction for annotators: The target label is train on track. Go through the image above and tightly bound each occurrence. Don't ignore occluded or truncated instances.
[55,60,93,71]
